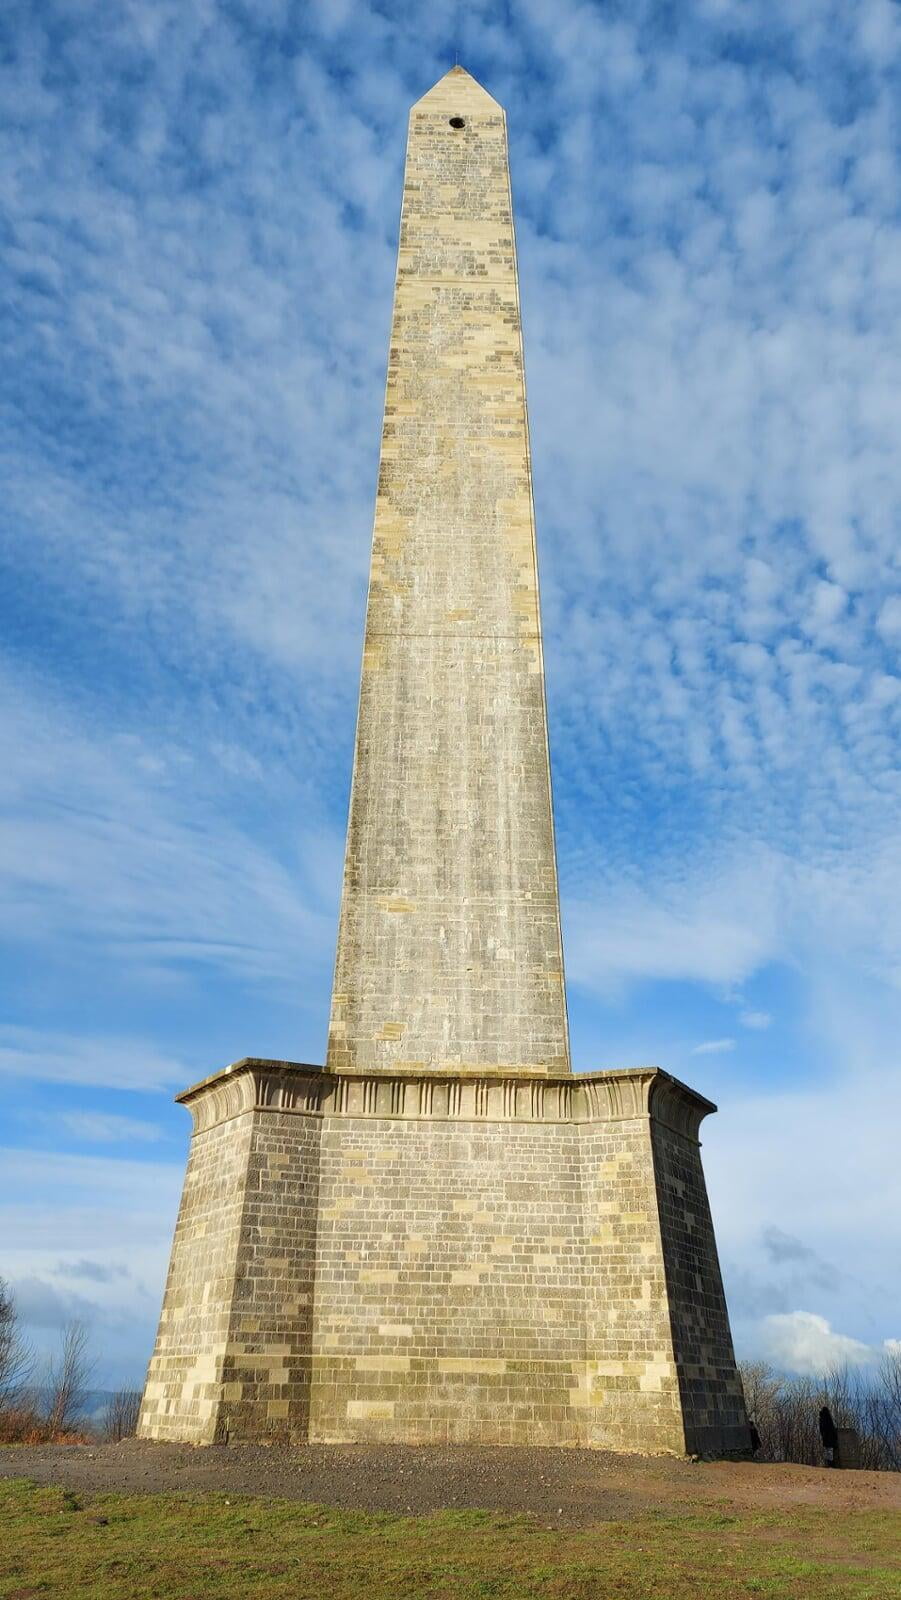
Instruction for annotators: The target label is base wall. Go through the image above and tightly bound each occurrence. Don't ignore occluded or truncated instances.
[311,1116,585,1444]
[138,1112,254,1442]
[216,1108,320,1442]
[651,1115,749,1454]
[579,1118,685,1454]
[139,1063,749,1454]
[139,1085,320,1444]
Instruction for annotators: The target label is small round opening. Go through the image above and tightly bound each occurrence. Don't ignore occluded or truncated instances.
[449,116,465,129]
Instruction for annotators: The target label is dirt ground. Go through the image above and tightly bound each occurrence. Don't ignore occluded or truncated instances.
[1,1439,898,1527]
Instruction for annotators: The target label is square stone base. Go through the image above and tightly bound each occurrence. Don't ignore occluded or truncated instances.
[138,1061,749,1455]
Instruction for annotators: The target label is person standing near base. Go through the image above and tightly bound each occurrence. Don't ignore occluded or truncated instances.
[819,1405,838,1466]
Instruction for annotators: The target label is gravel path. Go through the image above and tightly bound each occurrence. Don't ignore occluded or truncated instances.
[2,1440,899,1526]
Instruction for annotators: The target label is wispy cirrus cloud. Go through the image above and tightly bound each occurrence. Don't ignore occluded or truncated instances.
[53,1113,164,1144]
[740,1011,772,1031]
[0,665,339,996]
[0,1027,185,1092]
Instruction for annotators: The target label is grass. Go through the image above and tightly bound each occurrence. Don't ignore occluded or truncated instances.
[1,1479,899,1599]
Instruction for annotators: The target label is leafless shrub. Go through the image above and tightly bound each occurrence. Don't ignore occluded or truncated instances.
[0,1287,100,1443]
[102,1387,142,1441]
[45,1320,94,1437]
[862,1351,901,1472]
[0,1403,47,1445]
[0,1276,33,1413]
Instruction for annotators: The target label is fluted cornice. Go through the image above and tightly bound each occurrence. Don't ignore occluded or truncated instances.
[178,1059,715,1142]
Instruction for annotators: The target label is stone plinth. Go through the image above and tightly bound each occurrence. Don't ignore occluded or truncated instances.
[138,1058,748,1454]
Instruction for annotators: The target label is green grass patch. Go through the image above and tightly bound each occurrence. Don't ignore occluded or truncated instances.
[0,1478,898,1599]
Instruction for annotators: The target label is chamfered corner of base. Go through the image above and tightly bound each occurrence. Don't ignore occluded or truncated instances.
[647,1095,750,1458]
[137,1061,322,1448]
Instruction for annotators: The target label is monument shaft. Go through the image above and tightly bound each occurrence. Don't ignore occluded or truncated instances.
[328,69,569,1076]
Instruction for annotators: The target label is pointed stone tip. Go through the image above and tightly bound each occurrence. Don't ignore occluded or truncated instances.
[413,65,503,114]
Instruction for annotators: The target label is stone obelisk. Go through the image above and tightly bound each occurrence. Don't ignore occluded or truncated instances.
[328,67,569,1078]
[138,68,750,1458]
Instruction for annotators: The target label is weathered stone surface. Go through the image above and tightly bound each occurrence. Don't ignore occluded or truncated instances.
[138,1059,748,1453]
[138,68,748,1457]
[327,67,569,1078]
[138,1080,320,1445]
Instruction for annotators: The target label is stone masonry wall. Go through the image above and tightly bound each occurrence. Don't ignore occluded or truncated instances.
[138,1111,255,1443]
[139,1081,321,1445]
[215,1108,321,1442]
[650,1111,749,1454]
[579,1118,685,1454]
[310,1115,586,1444]
[139,1062,749,1453]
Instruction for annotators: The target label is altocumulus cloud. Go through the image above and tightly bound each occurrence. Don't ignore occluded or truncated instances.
[1,0,900,1377]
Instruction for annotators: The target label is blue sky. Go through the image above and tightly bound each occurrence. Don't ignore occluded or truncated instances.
[2,0,900,1389]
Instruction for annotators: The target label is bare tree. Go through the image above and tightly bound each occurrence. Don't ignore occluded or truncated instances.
[740,1359,782,1455]
[0,1276,33,1413]
[739,1357,901,1471]
[45,1321,94,1437]
[102,1387,142,1442]
[866,1350,901,1472]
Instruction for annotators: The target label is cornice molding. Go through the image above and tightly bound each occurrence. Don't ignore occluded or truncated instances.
[178,1059,716,1142]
